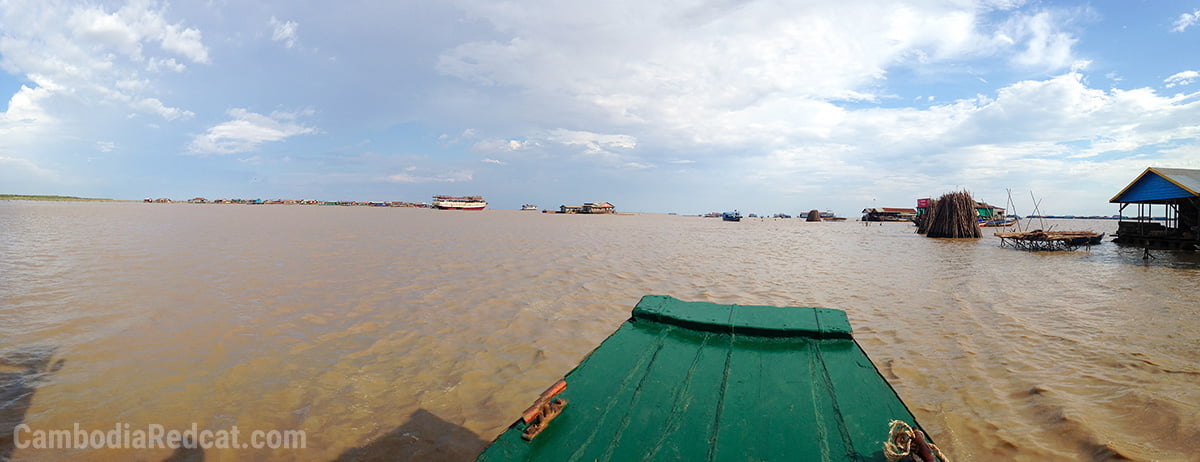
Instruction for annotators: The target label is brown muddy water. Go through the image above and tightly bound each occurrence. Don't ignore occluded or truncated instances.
[1,201,1198,461]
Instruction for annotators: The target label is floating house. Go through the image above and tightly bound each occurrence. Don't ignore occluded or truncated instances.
[1110,167,1200,250]
[861,207,917,222]
[915,198,1006,221]
[559,202,616,214]
[799,210,839,220]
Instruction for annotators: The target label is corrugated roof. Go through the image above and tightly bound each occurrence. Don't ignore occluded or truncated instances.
[1110,167,1200,203]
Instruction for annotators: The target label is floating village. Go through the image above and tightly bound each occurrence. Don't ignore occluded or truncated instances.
[6,166,1198,461]
[132,166,1200,253]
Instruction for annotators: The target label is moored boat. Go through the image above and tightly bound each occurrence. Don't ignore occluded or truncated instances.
[520,204,538,211]
[721,211,741,221]
[432,195,487,210]
[477,295,940,461]
[979,217,1019,227]
[1069,232,1105,246]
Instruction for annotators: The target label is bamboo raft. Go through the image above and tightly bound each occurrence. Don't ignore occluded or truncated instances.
[994,230,1104,251]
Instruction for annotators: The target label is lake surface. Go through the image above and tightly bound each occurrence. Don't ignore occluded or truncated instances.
[1,201,1197,461]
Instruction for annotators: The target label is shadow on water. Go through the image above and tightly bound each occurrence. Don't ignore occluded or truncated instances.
[332,408,488,462]
[1082,243,1200,269]
[0,345,65,462]
[162,436,204,462]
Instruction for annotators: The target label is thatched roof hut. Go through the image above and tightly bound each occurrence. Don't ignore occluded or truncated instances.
[923,191,981,238]
[806,209,822,222]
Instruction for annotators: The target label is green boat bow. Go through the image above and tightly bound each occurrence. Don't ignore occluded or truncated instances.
[477,295,932,461]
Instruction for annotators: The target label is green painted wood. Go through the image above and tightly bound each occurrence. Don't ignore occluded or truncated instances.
[477,295,926,462]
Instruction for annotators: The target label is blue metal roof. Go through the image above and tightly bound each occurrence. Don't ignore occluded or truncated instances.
[1110,167,1200,203]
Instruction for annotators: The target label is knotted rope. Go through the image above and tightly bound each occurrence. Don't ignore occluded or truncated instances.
[884,420,950,462]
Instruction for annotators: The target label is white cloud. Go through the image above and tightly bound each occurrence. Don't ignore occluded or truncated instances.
[147,57,185,72]
[438,128,479,146]
[1164,70,1199,88]
[471,138,536,152]
[96,141,115,152]
[1,85,57,124]
[188,108,318,155]
[156,23,210,65]
[482,158,505,165]
[545,129,636,154]
[270,17,299,48]
[116,78,150,91]
[1171,9,1200,33]
[1001,11,1078,70]
[737,71,1200,200]
[437,1,1082,161]
[0,155,58,178]
[382,171,473,183]
[63,1,210,64]
[132,97,194,120]
[0,0,206,131]
[67,5,144,60]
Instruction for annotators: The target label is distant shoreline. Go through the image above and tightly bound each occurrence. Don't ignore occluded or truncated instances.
[0,194,116,202]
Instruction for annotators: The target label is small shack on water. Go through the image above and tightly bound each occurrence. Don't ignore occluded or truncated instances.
[1109,167,1200,250]
[915,199,1006,221]
[861,207,917,222]
[558,202,616,214]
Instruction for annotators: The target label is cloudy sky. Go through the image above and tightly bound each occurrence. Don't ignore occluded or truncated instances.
[2,1,1198,215]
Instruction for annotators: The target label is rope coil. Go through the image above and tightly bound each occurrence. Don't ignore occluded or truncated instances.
[884,420,950,462]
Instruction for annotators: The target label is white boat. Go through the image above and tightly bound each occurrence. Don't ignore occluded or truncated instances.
[431,195,487,210]
[521,204,538,211]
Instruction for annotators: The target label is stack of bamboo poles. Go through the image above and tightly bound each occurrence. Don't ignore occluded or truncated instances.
[921,191,981,238]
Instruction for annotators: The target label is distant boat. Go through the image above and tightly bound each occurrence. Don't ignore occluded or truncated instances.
[722,211,741,222]
[521,204,538,211]
[432,195,487,210]
[801,210,846,221]
[979,217,1019,227]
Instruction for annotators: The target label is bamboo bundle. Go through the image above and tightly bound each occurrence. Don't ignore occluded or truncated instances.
[806,209,822,222]
[925,191,981,238]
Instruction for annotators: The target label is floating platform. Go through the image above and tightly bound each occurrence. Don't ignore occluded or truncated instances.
[477,295,931,461]
[994,230,1104,251]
